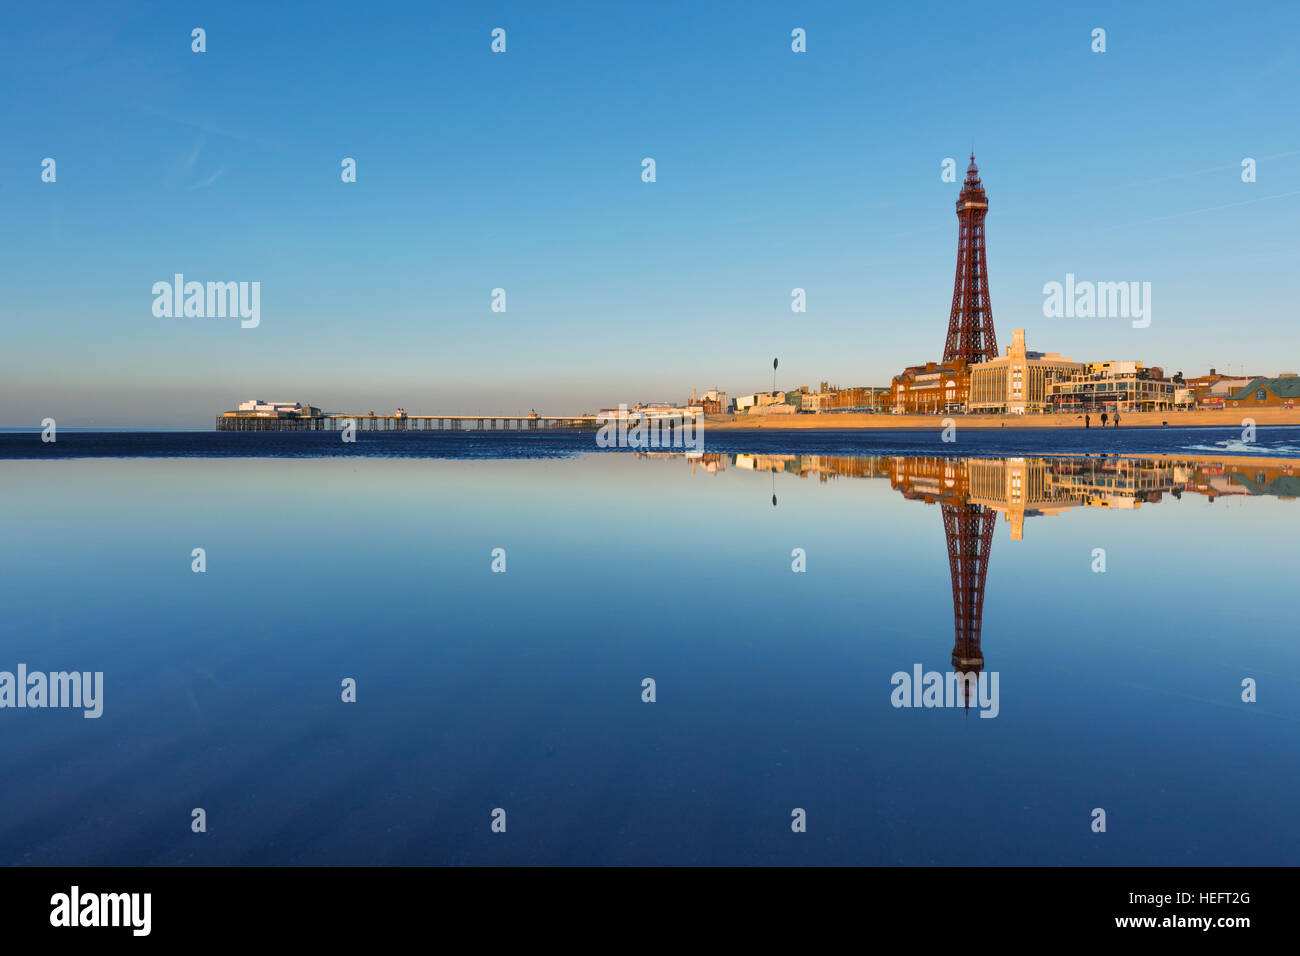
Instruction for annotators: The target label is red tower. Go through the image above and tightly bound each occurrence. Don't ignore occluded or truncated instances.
[942,155,998,364]
[942,501,996,707]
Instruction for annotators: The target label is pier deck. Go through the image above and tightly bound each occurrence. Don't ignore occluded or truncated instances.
[216,414,600,432]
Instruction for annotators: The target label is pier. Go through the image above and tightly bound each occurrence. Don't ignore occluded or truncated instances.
[216,413,601,432]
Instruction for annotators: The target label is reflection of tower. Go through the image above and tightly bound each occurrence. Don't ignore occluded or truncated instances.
[942,501,996,705]
[885,458,996,700]
[942,155,998,364]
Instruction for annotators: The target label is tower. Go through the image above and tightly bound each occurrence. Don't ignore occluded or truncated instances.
[942,154,998,364]
[942,501,996,708]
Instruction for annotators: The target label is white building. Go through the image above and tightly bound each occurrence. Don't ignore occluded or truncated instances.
[968,330,1083,414]
[734,391,787,413]
[238,400,302,414]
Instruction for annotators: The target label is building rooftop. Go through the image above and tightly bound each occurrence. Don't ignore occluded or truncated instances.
[1227,377,1300,400]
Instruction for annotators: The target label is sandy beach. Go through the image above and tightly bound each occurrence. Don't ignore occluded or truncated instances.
[702,408,1300,430]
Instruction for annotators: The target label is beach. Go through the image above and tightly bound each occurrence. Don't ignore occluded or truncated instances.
[702,407,1300,430]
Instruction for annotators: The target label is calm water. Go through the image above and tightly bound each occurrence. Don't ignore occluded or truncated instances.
[1,429,1297,865]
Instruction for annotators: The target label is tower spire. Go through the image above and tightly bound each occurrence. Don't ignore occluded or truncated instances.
[943,153,997,363]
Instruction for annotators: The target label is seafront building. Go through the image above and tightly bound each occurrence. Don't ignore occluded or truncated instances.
[966,330,1082,414]
[730,384,891,415]
[688,388,729,415]
[960,339,1180,415]
[733,391,794,415]
[1047,363,1176,413]
[232,400,321,419]
[595,401,703,422]
[891,362,969,414]
[1224,375,1300,408]
[804,384,891,413]
[1185,370,1260,407]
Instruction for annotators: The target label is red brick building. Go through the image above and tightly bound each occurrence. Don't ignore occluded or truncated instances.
[891,362,969,414]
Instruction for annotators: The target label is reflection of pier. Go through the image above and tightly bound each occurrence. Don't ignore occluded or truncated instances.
[216,414,600,432]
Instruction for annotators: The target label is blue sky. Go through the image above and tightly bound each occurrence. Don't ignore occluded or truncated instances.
[2,0,1299,425]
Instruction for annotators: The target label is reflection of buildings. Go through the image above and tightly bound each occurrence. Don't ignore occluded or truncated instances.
[680,451,1296,704]
[687,452,1297,508]
[1180,460,1300,500]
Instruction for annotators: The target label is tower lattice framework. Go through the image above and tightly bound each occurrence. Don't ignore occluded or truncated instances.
[942,155,998,364]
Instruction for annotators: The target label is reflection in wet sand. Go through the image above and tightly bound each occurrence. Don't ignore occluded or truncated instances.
[668,451,1297,712]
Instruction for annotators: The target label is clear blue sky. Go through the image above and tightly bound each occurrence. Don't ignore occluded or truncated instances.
[3,0,1298,425]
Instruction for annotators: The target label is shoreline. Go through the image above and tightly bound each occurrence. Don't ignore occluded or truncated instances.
[702,408,1300,430]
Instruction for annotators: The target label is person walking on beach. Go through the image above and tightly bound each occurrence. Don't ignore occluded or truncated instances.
[1101,412,1108,427]
[1085,414,1090,429]
[1114,413,1120,428]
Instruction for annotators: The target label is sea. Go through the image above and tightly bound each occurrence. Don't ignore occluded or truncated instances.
[1,426,1297,864]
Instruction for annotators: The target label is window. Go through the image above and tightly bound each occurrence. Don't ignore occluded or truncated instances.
[1257,389,1267,401]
